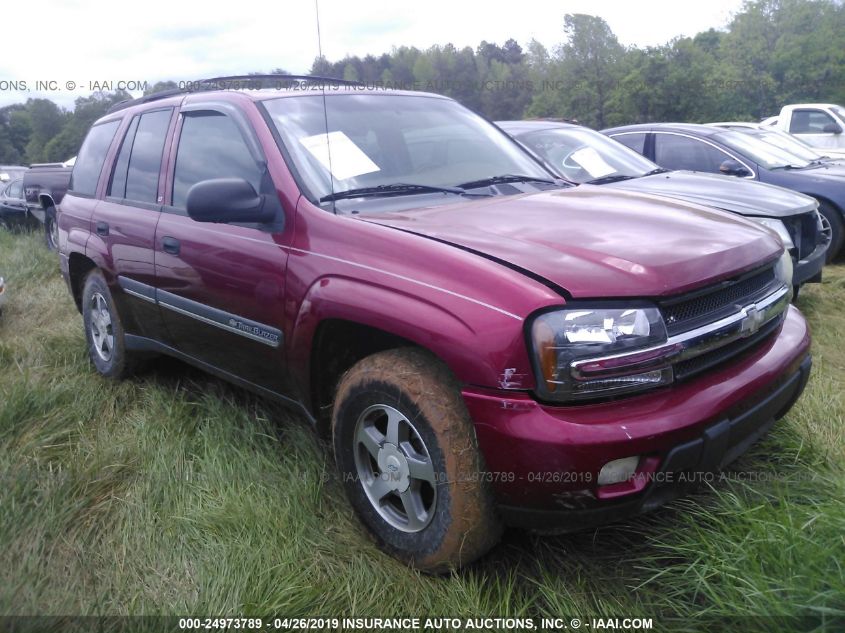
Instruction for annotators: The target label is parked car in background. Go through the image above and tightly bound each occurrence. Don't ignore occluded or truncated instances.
[710,122,845,162]
[499,120,829,291]
[603,123,845,260]
[23,156,75,250]
[60,82,811,571]
[0,178,38,230]
[0,165,28,184]
[760,104,845,153]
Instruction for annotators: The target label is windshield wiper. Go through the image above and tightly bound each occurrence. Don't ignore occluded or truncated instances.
[456,174,557,189]
[320,183,467,203]
[586,174,637,185]
[774,164,809,170]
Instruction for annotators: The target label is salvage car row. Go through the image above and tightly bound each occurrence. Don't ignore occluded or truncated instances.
[2,80,841,572]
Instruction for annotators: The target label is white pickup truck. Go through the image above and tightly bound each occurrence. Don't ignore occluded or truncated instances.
[762,104,845,156]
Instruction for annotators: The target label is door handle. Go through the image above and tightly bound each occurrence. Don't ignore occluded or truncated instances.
[162,236,181,255]
[96,221,109,236]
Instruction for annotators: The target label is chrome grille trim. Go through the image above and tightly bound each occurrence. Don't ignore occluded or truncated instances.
[570,284,791,381]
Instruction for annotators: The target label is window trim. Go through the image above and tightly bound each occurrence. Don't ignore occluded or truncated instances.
[649,130,757,179]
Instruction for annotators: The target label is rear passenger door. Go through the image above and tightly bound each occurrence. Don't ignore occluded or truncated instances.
[154,105,292,395]
[95,108,175,341]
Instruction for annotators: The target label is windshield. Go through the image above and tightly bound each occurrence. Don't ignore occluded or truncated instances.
[831,105,845,126]
[744,129,822,161]
[713,130,812,169]
[515,126,659,183]
[263,93,552,203]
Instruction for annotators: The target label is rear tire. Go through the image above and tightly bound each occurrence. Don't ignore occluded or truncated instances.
[332,348,502,573]
[44,206,59,251]
[81,269,145,379]
[819,201,843,262]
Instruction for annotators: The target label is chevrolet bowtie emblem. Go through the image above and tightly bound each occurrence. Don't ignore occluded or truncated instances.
[740,304,765,337]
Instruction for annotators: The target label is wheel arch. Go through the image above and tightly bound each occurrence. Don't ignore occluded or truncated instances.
[807,193,844,219]
[38,193,56,210]
[291,276,524,437]
[67,252,98,312]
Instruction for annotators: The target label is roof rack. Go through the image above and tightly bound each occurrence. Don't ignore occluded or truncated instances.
[107,74,357,114]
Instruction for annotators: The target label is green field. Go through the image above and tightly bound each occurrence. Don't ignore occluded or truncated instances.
[1,229,843,632]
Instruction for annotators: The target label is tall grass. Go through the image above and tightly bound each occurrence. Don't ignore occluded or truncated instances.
[0,229,843,631]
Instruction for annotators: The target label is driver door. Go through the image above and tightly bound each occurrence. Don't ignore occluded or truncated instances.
[155,105,293,395]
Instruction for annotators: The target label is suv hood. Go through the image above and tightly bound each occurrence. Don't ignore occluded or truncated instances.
[605,170,817,218]
[360,186,782,299]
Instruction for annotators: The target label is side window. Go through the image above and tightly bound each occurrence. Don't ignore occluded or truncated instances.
[789,109,836,134]
[612,133,647,154]
[172,112,261,209]
[109,109,171,203]
[109,116,139,199]
[653,134,729,173]
[9,180,23,199]
[70,120,120,196]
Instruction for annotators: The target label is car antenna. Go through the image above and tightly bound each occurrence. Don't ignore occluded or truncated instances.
[315,0,337,214]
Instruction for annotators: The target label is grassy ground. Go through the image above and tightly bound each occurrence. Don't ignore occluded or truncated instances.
[0,229,843,632]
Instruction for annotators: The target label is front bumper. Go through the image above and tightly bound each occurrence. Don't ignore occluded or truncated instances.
[793,238,828,286]
[463,305,811,529]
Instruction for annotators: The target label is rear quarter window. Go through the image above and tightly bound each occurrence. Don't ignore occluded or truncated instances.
[612,132,647,154]
[70,120,120,196]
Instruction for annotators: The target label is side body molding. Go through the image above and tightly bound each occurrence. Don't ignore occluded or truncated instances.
[116,276,283,348]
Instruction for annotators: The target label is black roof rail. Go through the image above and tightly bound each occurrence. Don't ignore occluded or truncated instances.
[106,74,357,114]
[199,74,359,86]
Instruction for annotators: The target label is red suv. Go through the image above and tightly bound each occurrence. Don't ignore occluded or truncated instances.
[59,79,811,572]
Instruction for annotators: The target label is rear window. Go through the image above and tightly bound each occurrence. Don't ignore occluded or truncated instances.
[70,120,120,196]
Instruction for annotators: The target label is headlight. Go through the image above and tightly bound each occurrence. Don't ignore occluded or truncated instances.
[774,249,794,290]
[750,217,794,250]
[531,305,671,402]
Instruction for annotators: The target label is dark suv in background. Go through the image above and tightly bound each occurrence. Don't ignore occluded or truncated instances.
[499,120,829,292]
[603,123,845,260]
[59,80,811,571]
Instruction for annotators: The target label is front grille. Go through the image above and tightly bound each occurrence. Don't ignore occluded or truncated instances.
[673,315,783,382]
[661,265,777,336]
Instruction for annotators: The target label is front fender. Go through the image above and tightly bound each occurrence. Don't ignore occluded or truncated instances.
[288,275,536,397]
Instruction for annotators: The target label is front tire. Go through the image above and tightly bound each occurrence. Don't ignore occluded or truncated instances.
[81,270,144,378]
[44,206,59,251]
[819,201,843,262]
[332,348,502,573]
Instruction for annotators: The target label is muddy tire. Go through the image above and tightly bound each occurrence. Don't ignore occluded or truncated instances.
[332,348,502,573]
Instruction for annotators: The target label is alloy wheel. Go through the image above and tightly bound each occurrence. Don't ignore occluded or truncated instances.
[89,292,114,362]
[353,404,437,532]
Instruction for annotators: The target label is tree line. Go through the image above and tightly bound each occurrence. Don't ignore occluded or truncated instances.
[1,0,844,165]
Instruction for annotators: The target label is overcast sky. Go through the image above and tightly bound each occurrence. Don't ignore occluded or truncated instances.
[0,0,744,108]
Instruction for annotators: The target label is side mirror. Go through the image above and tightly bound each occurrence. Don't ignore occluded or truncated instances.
[186,178,273,224]
[822,122,843,134]
[719,159,750,177]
